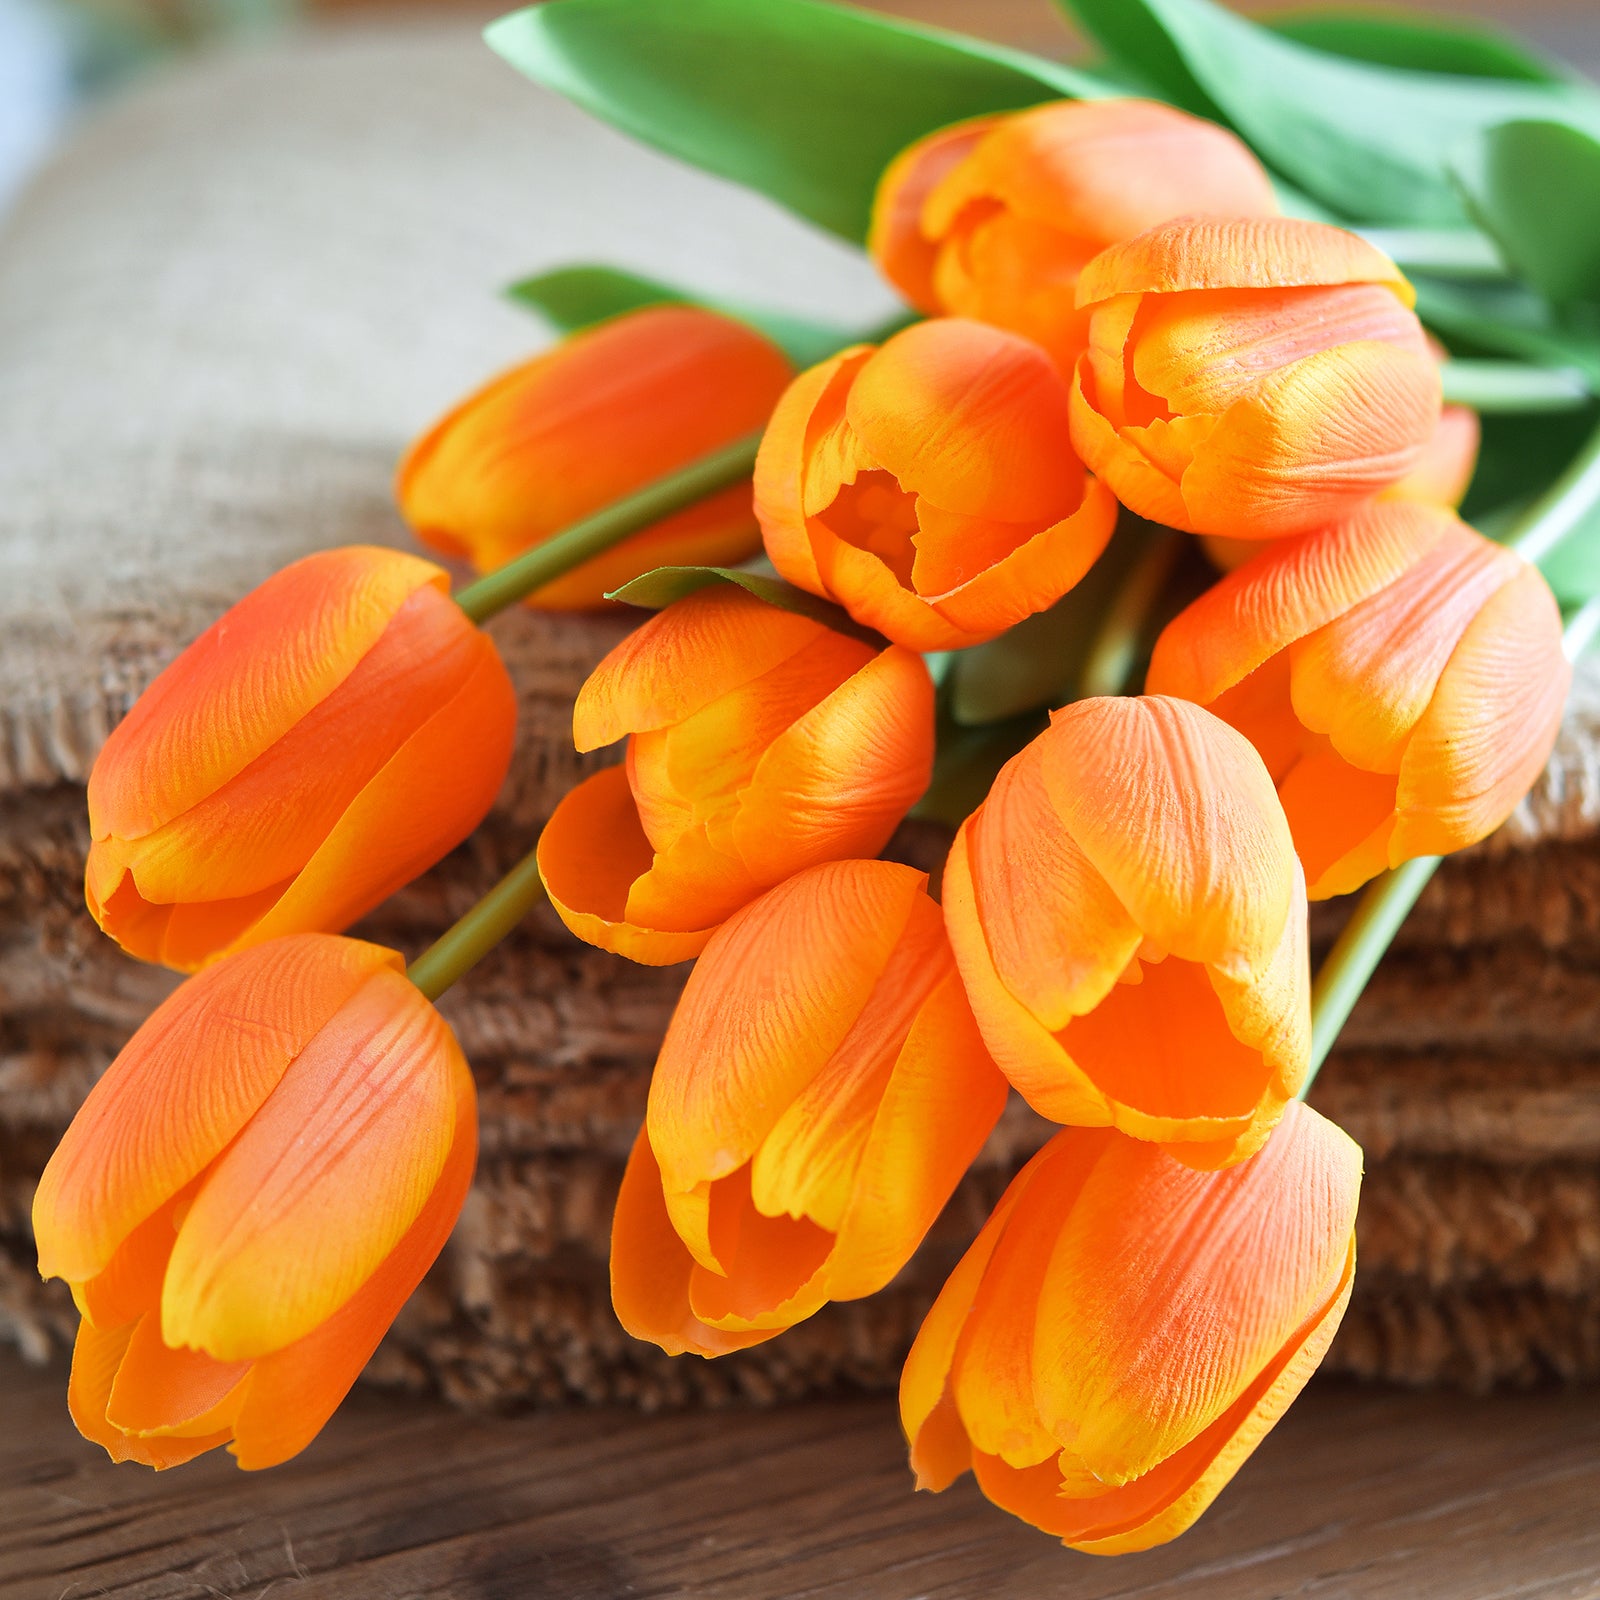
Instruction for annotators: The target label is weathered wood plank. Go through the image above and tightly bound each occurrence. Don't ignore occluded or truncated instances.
[5,1351,1600,1599]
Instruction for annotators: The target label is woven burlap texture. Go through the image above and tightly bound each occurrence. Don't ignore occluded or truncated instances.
[3,22,1598,1404]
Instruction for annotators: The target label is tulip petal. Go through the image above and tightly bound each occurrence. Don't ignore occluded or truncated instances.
[1075,217,1414,309]
[161,967,461,1361]
[68,1316,234,1470]
[1394,561,1570,859]
[227,1048,477,1468]
[229,639,517,955]
[647,860,926,1237]
[609,1126,778,1359]
[73,1193,184,1330]
[1386,403,1479,509]
[536,765,716,965]
[106,1316,250,1438]
[1278,743,1401,899]
[729,645,935,886]
[1039,697,1295,977]
[750,895,948,1233]
[868,115,1001,311]
[1179,340,1442,538]
[952,1130,1113,1469]
[88,548,444,843]
[942,811,1118,1129]
[1031,1102,1362,1485]
[829,970,1009,1301]
[33,935,396,1286]
[846,321,1082,523]
[1069,358,1192,531]
[573,587,835,753]
[755,350,872,598]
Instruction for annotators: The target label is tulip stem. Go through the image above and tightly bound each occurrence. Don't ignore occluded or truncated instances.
[1303,435,1600,1096]
[405,847,546,1000]
[1437,359,1592,413]
[451,433,763,624]
[1074,526,1184,698]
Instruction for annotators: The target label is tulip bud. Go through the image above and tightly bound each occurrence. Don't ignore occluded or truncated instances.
[32,934,476,1470]
[397,305,794,608]
[1385,403,1480,510]
[870,100,1278,372]
[902,1102,1361,1554]
[612,859,1009,1353]
[943,696,1309,1168]
[1069,217,1442,540]
[84,547,517,973]
[1147,501,1570,898]
[755,318,1117,651]
[537,587,935,964]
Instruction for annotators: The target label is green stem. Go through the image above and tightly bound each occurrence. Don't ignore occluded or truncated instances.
[406,847,546,1001]
[452,433,761,624]
[1302,429,1600,1096]
[1074,527,1184,698]
[1358,227,1507,280]
[1438,359,1591,413]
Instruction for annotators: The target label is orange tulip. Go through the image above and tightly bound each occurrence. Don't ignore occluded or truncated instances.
[754,317,1117,651]
[612,859,1008,1354]
[943,695,1309,1168]
[901,1101,1360,1554]
[397,305,793,608]
[85,546,516,973]
[1146,500,1569,899]
[870,100,1278,372]
[1069,217,1441,540]
[32,933,476,1470]
[537,586,935,964]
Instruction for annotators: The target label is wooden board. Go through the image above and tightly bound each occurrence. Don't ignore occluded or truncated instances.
[5,1351,1599,1600]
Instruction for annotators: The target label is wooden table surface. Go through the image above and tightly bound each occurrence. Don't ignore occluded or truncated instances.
[6,1350,1600,1600]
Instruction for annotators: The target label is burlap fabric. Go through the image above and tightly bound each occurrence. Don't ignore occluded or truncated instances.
[3,22,1598,1407]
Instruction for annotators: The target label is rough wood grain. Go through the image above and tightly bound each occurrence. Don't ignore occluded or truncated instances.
[4,1350,1600,1600]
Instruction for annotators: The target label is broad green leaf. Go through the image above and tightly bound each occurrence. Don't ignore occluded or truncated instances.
[506,263,860,368]
[607,565,886,645]
[1267,10,1568,86]
[1057,0,1600,224]
[1537,515,1600,607]
[1453,121,1600,308]
[913,711,1044,828]
[1462,405,1599,528]
[1414,276,1600,387]
[487,0,1108,244]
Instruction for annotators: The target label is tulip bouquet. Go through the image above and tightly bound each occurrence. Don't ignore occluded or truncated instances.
[31,0,1600,1559]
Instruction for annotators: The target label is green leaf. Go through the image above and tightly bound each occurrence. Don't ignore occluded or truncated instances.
[913,711,1043,828]
[1056,0,1600,224]
[1413,276,1600,387]
[1453,121,1600,308]
[487,0,1108,244]
[506,263,860,368]
[1267,9,1568,86]
[1537,513,1600,607]
[606,565,886,645]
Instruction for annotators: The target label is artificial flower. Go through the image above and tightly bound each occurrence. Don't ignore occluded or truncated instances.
[398,304,793,607]
[1146,500,1569,898]
[32,933,476,1469]
[1069,217,1441,540]
[870,99,1277,371]
[537,585,934,963]
[85,547,516,972]
[902,1101,1360,1553]
[943,695,1309,1168]
[612,859,1007,1352]
[754,317,1117,651]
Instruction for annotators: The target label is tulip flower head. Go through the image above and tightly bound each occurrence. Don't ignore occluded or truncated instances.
[85,547,517,972]
[612,859,1009,1354]
[754,317,1118,651]
[1069,217,1442,541]
[397,305,793,608]
[32,934,476,1470]
[537,586,935,964]
[1147,501,1570,899]
[943,695,1309,1168]
[870,99,1278,372]
[902,1102,1360,1554]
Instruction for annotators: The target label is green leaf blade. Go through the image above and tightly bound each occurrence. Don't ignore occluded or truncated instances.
[607,565,887,646]
[488,0,1107,244]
